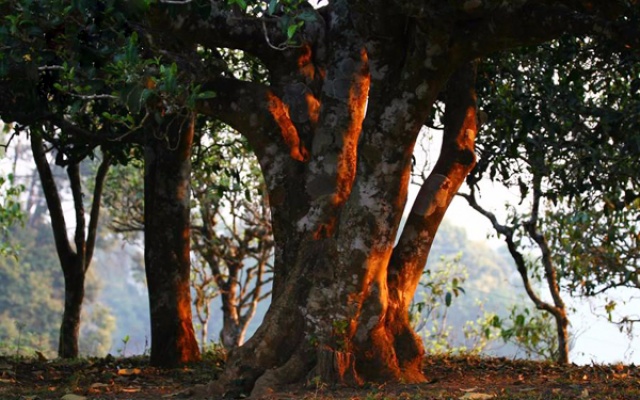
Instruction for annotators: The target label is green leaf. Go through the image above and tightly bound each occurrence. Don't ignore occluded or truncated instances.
[286,21,302,40]
[195,91,217,100]
[267,0,278,15]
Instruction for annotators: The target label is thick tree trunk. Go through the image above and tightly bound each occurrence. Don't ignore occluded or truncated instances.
[205,60,479,397]
[144,113,201,367]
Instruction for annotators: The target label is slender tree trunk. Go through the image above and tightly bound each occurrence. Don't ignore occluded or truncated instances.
[461,183,571,364]
[30,130,111,358]
[144,112,200,367]
[220,284,242,349]
[58,264,85,358]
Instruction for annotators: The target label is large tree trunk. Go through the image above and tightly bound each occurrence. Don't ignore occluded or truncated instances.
[206,58,479,397]
[144,112,201,367]
[191,3,481,393]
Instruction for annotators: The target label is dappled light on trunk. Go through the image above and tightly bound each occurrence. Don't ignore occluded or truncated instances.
[266,90,309,162]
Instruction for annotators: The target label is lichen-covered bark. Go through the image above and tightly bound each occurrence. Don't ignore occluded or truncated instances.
[144,113,200,367]
[149,0,635,395]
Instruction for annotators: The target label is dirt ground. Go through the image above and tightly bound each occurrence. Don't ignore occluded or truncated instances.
[1,353,639,399]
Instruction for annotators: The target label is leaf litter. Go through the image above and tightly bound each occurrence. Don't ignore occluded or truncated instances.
[0,354,638,399]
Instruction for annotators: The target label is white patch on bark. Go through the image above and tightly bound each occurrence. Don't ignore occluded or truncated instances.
[352,237,367,252]
[369,61,389,81]
[357,179,381,211]
[296,205,322,232]
[264,155,286,189]
[379,92,415,133]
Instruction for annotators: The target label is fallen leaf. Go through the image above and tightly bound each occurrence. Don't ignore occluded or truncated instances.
[580,388,589,398]
[89,382,110,389]
[61,395,87,400]
[117,368,142,376]
[459,393,494,399]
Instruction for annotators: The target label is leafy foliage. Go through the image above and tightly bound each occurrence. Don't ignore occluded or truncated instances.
[410,221,557,359]
[0,173,24,258]
[473,35,640,298]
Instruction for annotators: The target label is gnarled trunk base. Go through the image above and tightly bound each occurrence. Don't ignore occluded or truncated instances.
[205,274,426,398]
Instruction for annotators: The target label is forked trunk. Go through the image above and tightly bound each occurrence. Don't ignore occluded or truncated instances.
[144,113,201,367]
[30,131,111,359]
[209,62,479,397]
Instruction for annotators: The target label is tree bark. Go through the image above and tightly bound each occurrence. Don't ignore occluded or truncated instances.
[144,112,201,367]
[58,265,85,357]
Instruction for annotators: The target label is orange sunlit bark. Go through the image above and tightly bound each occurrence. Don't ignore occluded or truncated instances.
[266,90,309,162]
[298,44,316,81]
[305,93,321,126]
[333,48,370,207]
[312,49,370,240]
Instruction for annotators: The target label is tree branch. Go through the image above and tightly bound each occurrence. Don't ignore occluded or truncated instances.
[388,61,478,305]
[85,150,112,271]
[459,187,560,319]
[449,2,637,59]
[148,1,288,64]
[29,129,74,267]
[67,162,86,268]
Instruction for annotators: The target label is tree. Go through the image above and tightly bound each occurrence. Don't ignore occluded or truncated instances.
[462,32,640,359]
[0,196,115,358]
[29,130,111,358]
[104,123,275,351]
[0,0,202,365]
[461,185,572,364]
[191,129,274,349]
[141,1,639,395]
